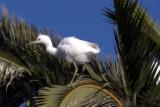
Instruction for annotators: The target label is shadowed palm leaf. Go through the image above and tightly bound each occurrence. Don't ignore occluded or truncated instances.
[104,0,160,106]
[0,15,72,106]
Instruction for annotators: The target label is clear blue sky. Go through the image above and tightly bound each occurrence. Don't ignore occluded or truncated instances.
[2,0,160,56]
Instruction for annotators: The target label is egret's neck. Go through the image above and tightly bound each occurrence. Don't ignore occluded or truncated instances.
[45,42,57,55]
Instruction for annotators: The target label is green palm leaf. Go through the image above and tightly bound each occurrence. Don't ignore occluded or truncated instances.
[0,11,72,106]
[0,15,72,85]
[104,0,160,106]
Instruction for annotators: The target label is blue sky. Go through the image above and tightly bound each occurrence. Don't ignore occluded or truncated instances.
[2,0,160,56]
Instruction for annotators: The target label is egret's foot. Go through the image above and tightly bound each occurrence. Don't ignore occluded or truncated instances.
[67,83,75,88]
[69,63,78,87]
[103,83,111,88]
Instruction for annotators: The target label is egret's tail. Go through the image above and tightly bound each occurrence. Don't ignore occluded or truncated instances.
[89,43,101,54]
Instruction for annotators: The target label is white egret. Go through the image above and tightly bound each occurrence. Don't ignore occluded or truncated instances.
[28,33,100,84]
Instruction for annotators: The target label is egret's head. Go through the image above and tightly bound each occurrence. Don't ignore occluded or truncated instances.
[28,33,52,46]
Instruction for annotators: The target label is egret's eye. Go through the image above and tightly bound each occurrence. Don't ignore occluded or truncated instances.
[37,38,40,41]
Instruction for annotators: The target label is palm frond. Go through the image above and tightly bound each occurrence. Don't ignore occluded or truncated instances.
[0,11,73,106]
[36,78,124,107]
[104,0,160,106]
[0,14,73,86]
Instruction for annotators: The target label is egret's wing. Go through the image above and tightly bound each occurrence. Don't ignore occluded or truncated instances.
[59,36,77,46]
[57,44,90,64]
[57,44,81,58]
[82,41,100,53]
[59,37,100,54]
[77,39,100,54]
[58,36,101,64]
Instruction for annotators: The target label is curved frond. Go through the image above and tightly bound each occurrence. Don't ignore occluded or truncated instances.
[0,50,28,85]
[104,0,160,106]
[36,79,124,107]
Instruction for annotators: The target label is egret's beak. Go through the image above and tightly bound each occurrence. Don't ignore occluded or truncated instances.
[26,40,40,46]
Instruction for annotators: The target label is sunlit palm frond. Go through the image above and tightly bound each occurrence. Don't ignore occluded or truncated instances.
[0,60,27,89]
[0,49,29,85]
[36,78,124,107]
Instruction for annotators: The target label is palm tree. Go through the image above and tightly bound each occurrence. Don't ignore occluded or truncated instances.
[0,7,122,107]
[0,0,159,107]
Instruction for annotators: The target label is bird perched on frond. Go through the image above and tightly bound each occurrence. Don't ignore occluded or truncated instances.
[27,33,100,85]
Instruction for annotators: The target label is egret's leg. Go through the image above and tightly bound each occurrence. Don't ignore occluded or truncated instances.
[78,65,85,76]
[82,64,86,72]
[70,63,78,85]
[77,64,87,79]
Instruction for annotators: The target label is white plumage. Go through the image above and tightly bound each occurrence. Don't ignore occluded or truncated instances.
[28,33,100,84]
[58,37,100,64]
